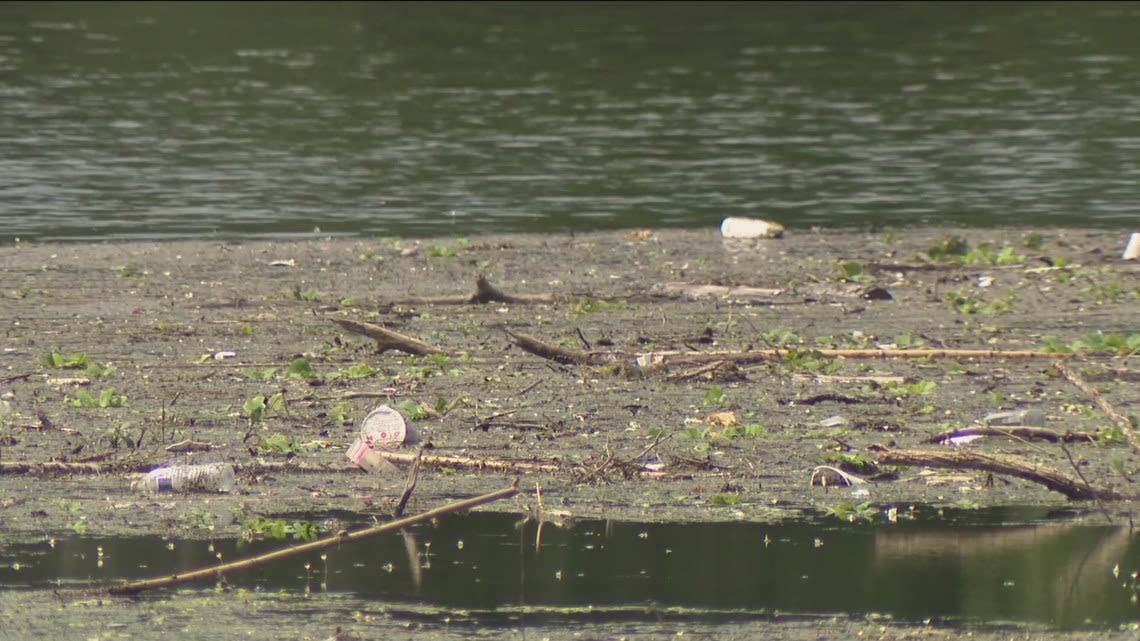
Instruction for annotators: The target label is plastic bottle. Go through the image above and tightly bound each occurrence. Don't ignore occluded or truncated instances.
[983,409,1046,427]
[136,463,236,493]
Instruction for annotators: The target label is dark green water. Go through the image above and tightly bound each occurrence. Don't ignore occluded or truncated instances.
[3,509,1139,629]
[2,2,1139,241]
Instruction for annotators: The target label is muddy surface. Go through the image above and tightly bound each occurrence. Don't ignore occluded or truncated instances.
[1,226,1138,639]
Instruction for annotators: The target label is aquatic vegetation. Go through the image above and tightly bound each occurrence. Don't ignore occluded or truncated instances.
[709,492,741,507]
[570,296,628,315]
[290,285,321,301]
[72,387,127,408]
[702,385,729,406]
[241,517,319,542]
[328,400,355,425]
[285,358,320,380]
[242,392,286,427]
[256,433,318,455]
[824,501,878,523]
[241,367,278,381]
[1043,332,1140,356]
[40,350,91,369]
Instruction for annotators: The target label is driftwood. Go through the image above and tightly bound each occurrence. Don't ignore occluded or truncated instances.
[507,331,1077,369]
[391,448,423,518]
[332,318,446,355]
[649,282,783,303]
[792,373,907,386]
[1054,360,1140,453]
[104,480,519,595]
[0,461,141,475]
[876,448,1122,501]
[506,330,612,366]
[402,275,556,305]
[926,426,1100,445]
[654,348,1076,366]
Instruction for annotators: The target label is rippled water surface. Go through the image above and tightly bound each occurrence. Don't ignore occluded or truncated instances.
[2,2,1139,241]
[4,509,1138,629]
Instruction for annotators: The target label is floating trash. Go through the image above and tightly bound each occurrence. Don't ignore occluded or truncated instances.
[641,454,665,472]
[818,415,848,428]
[347,405,415,474]
[1124,232,1140,260]
[984,408,1046,427]
[135,463,235,493]
[720,217,784,239]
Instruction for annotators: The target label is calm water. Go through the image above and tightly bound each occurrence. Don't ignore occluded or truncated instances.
[3,509,1138,629]
[1,2,1139,242]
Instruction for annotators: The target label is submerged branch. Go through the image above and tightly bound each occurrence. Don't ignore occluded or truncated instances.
[105,480,519,595]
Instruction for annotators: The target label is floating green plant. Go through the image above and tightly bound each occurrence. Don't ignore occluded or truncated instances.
[72,387,127,408]
[40,350,91,369]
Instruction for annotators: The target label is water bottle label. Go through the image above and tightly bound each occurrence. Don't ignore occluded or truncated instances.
[157,477,174,492]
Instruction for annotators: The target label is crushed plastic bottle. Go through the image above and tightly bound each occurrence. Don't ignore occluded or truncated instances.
[135,463,235,493]
[983,408,1046,427]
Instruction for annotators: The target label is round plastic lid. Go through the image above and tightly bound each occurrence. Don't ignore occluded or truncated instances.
[360,405,407,450]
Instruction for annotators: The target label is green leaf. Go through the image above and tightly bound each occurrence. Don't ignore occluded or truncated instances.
[266,392,286,415]
[285,358,319,380]
[243,395,266,421]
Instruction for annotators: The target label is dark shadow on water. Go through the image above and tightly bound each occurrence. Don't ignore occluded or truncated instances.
[2,506,1138,629]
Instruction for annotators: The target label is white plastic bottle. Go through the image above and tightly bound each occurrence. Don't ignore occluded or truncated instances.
[136,463,236,493]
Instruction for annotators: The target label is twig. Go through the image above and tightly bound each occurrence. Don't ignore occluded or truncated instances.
[575,327,592,351]
[666,360,728,382]
[392,448,423,517]
[1058,442,1112,523]
[401,275,556,305]
[508,331,1076,369]
[1054,360,1139,452]
[926,426,1100,445]
[655,348,1077,367]
[104,480,519,595]
[513,378,544,397]
[470,274,554,305]
[810,465,868,488]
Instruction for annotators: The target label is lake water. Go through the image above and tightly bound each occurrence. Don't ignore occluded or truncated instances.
[2,2,1139,242]
[4,509,1137,629]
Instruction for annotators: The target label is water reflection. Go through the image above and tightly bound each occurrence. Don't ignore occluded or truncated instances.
[2,510,1138,628]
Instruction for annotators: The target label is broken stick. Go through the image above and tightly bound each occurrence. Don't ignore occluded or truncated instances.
[1054,360,1140,453]
[400,275,557,305]
[877,448,1122,501]
[926,426,1099,445]
[332,318,445,355]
